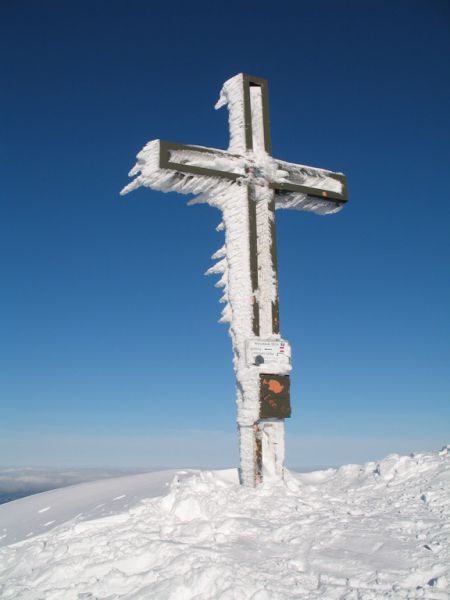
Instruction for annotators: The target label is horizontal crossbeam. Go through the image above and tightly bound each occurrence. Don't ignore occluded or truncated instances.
[159,141,242,181]
[273,177,347,202]
[158,140,348,204]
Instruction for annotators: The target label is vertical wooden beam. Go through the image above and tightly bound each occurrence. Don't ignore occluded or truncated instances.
[269,192,280,335]
[246,75,285,484]
[248,185,260,336]
[242,78,253,152]
[244,74,280,336]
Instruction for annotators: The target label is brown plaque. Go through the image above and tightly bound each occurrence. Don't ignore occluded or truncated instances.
[259,374,291,419]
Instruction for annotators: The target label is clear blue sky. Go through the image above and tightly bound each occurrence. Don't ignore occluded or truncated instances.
[1,0,449,468]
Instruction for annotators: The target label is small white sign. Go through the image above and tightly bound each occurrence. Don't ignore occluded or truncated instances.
[246,338,291,368]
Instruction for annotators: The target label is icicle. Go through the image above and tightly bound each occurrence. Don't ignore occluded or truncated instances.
[218,303,232,324]
[214,273,227,288]
[211,245,226,260]
[121,139,235,202]
[204,258,227,277]
[275,193,342,215]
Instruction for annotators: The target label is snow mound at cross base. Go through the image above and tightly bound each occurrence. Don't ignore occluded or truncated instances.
[1,448,449,600]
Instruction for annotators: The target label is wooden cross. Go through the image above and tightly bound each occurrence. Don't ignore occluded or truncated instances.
[122,73,348,486]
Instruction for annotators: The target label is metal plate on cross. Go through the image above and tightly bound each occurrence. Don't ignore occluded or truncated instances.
[260,374,291,419]
[246,338,291,368]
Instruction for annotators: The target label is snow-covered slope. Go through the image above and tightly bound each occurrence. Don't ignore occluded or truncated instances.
[0,448,449,599]
[0,470,185,548]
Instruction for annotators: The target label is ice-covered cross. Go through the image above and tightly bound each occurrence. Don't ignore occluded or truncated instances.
[121,74,348,487]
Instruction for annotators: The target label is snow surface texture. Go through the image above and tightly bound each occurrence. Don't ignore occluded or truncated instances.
[120,73,345,486]
[0,447,449,599]
[0,470,181,548]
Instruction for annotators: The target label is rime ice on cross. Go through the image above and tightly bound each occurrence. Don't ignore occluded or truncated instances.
[121,74,348,487]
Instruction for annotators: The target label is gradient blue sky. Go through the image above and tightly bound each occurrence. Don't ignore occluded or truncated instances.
[1,0,449,468]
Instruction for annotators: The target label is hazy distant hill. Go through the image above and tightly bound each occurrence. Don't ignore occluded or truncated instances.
[0,466,149,506]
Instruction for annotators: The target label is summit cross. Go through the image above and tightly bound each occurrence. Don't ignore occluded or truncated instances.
[122,73,348,487]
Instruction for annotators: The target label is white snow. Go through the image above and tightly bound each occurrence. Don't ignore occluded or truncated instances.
[253,184,278,336]
[120,140,235,200]
[0,470,182,548]
[0,447,449,599]
[215,73,248,154]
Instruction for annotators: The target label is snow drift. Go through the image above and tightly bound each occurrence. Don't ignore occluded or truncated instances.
[1,447,449,599]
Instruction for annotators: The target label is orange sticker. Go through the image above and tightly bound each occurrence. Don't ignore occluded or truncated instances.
[265,379,284,394]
